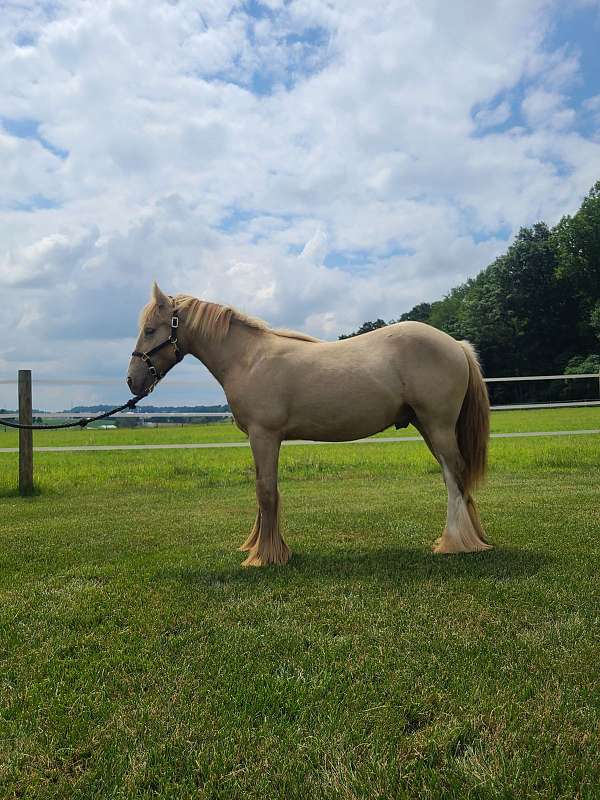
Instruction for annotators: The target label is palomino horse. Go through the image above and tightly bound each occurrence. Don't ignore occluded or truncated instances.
[127,283,492,566]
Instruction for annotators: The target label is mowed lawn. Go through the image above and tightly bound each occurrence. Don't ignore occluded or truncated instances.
[0,411,598,798]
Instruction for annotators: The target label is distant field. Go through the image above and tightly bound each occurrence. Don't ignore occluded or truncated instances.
[0,417,598,798]
[0,406,599,449]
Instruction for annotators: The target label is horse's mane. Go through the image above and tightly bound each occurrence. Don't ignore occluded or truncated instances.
[139,294,320,344]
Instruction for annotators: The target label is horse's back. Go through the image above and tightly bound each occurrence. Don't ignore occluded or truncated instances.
[263,321,469,441]
[322,321,467,388]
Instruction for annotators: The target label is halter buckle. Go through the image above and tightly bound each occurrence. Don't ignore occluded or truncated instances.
[171,316,179,328]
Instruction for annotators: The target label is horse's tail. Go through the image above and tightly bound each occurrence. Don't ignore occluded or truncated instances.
[456,341,490,494]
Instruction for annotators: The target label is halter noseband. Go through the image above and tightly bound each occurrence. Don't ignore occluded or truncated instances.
[131,310,182,391]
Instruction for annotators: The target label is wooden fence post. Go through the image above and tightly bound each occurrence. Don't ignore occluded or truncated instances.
[18,369,34,496]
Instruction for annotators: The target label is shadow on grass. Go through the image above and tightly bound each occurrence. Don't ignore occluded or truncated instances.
[169,545,549,589]
[0,485,41,499]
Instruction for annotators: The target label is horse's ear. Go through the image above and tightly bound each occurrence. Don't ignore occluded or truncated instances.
[152,281,171,309]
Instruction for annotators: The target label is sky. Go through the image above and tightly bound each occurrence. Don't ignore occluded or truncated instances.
[1,0,600,409]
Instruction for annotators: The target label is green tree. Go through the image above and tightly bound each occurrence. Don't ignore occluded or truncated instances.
[552,183,600,358]
[564,354,600,374]
[553,181,600,305]
[457,223,581,375]
[590,302,600,342]
[398,302,431,323]
[338,318,387,339]
[427,285,470,338]
[338,181,600,377]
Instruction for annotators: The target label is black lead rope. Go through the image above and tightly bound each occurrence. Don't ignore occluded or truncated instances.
[0,392,148,431]
[2,311,182,432]
[0,309,183,431]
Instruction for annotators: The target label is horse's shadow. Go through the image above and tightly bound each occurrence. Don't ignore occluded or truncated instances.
[171,545,548,590]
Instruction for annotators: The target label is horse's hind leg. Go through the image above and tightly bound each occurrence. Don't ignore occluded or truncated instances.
[414,422,491,554]
[240,429,291,567]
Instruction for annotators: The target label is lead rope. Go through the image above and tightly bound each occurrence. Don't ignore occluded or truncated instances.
[0,392,148,431]
[3,311,181,431]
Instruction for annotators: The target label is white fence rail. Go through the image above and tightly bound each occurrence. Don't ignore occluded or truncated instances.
[0,372,599,421]
[484,373,599,381]
[2,403,600,420]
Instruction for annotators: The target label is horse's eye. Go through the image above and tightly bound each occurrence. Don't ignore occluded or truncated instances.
[144,327,155,336]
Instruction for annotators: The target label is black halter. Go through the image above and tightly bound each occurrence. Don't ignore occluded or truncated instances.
[131,310,182,391]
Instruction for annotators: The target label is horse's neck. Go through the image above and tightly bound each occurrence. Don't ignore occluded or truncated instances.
[187,320,262,386]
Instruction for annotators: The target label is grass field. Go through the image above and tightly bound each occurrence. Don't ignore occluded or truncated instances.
[0,409,599,798]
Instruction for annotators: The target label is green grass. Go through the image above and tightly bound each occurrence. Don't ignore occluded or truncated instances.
[0,425,599,798]
[1,406,599,449]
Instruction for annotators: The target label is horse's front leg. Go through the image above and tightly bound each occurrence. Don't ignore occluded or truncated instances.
[240,429,291,567]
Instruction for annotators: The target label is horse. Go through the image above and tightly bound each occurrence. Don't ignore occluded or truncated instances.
[127,283,492,566]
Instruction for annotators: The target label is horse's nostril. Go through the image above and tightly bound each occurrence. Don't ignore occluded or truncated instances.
[127,376,133,389]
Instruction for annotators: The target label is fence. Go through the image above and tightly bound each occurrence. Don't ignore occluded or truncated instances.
[1,370,599,496]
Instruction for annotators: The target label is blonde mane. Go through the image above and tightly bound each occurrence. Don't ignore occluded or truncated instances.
[139,294,320,344]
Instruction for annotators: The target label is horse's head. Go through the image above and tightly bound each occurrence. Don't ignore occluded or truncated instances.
[127,282,183,396]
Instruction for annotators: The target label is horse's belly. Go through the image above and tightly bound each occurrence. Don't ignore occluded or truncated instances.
[284,418,389,442]
[283,381,399,441]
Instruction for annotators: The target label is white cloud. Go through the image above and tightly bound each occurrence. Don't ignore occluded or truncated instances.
[300,226,328,262]
[0,228,99,287]
[521,88,576,129]
[474,101,512,130]
[1,0,600,409]
[583,93,600,125]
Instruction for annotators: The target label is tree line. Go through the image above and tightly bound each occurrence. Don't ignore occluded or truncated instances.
[340,182,600,402]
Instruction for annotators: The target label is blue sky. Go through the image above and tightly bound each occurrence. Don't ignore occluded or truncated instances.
[552,4,600,113]
[1,0,600,408]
